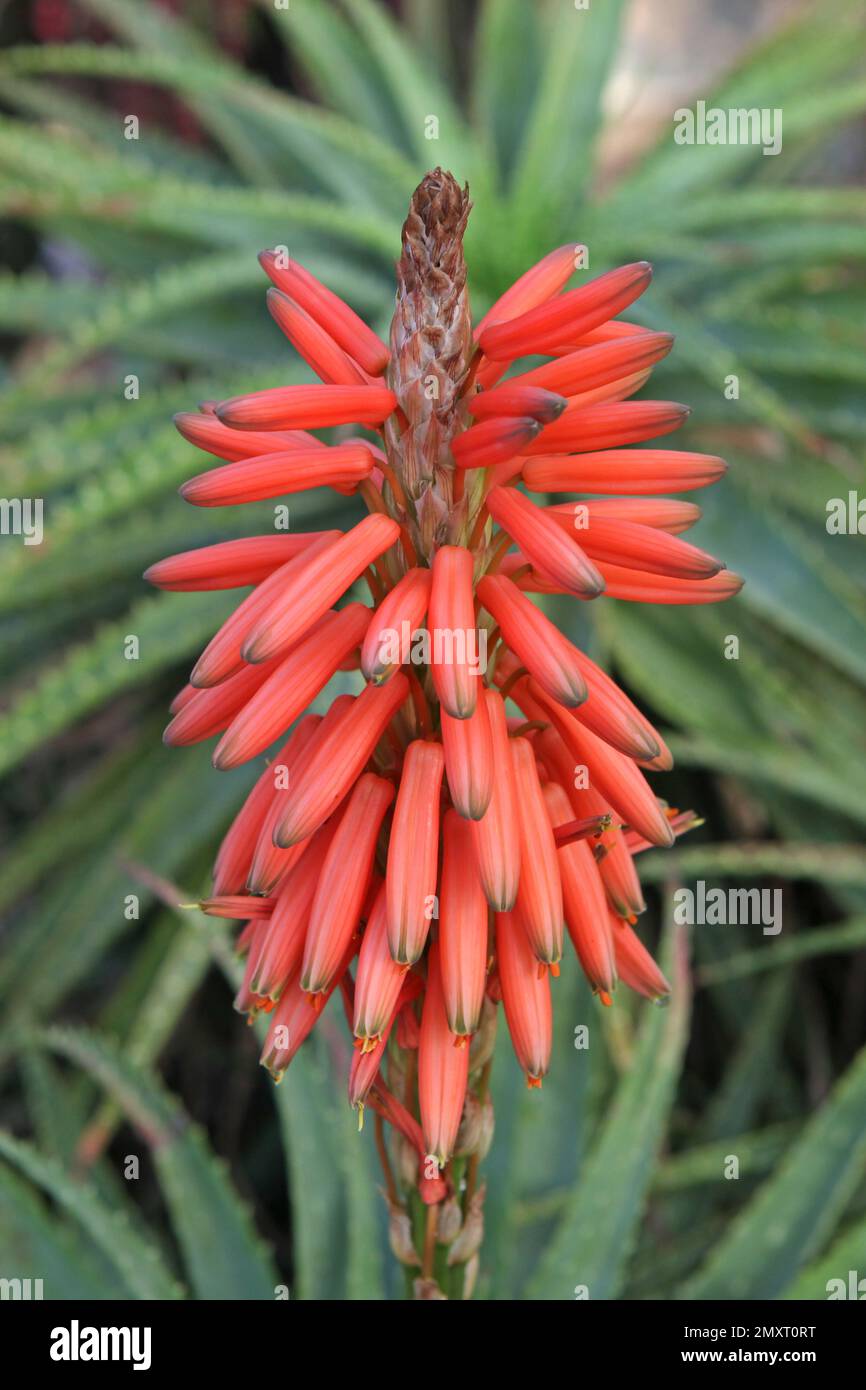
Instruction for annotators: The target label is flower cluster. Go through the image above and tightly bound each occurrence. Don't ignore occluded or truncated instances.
[147,169,739,1222]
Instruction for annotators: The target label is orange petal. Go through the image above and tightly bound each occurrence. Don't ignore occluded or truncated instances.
[273,676,408,847]
[544,782,616,994]
[301,773,395,995]
[545,509,722,579]
[386,740,445,964]
[511,737,563,965]
[428,545,482,718]
[486,486,604,598]
[439,810,489,1037]
[467,384,567,425]
[213,604,371,769]
[476,573,588,708]
[495,909,552,1085]
[441,698,494,821]
[610,915,671,1001]
[596,564,744,604]
[354,881,410,1042]
[361,566,432,684]
[259,250,390,375]
[212,717,320,896]
[144,533,331,591]
[528,684,675,849]
[242,513,399,664]
[479,262,652,361]
[248,817,338,1000]
[174,409,324,461]
[163,661,274,747]
[216,383,397,432]
[179,443,375,507]
[190,532,338,687]
[247,699,352,894]
[474,243,583,338]
[451,416,541,470]
[513,330,673,397]
[418,943,470,1166]
[522,400,690,455]
[267,287,368,385]
[470,690,521,912]
[523,449,727,495]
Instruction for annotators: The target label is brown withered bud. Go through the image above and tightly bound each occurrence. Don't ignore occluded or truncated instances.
[468,994,498,1072]
[386,1199,421,1267]
[455,1091,495,1160]
[436,1195,464,1246]
[447,1183,486,1267]
[394,1131,420,1190]
[386,168,475,557]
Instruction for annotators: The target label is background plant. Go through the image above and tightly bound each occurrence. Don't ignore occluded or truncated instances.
[0,0,865,1300]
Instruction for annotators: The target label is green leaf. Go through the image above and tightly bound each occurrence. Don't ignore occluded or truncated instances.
[697,918,866,986]
[472,0,542,183]
[0,591,231,776]
[0,1163,123,1300]
[781,1215,866,1299]
[508,0,626,242]
[680,1041,866,1299]
[41,1027,279,1300]
[525,914,691,1299]
[0,1129,184,1299]
[271,1027,386,1301]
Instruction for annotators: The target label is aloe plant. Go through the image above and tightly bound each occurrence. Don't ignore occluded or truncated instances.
[1,0,865,1301]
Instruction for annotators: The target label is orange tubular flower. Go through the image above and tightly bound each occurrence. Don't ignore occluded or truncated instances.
[179,443,375,507]
[212,604,371,769]
[301,774,394,996]
[386,739,445,964]
[247,817,338,1004]
[476,573,587,708]
[216,382,397,432]
[427,545,481,717]
[486,485,604,597]
[172,409,324,461]
[361,566,432,684]
[419,943,470,1166]
[495,910,553,1087]
[241,514,399,664]
[524,449,727,496]
[246,699,350,896]
[273,675,408,847]
[354,881,410,1046]
[266,288,368,386]
[441,700,494,821]
[150,169,739,1282]
[511,738,563,966]
[439,810,489,1038]
[543,782,616,999]
[610,913,672,1002]
[144,533,331,591]
[471,690,521,911]
[189,532,339,687]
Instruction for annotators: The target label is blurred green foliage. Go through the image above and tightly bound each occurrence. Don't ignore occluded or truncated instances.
[0,0,865,1300]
